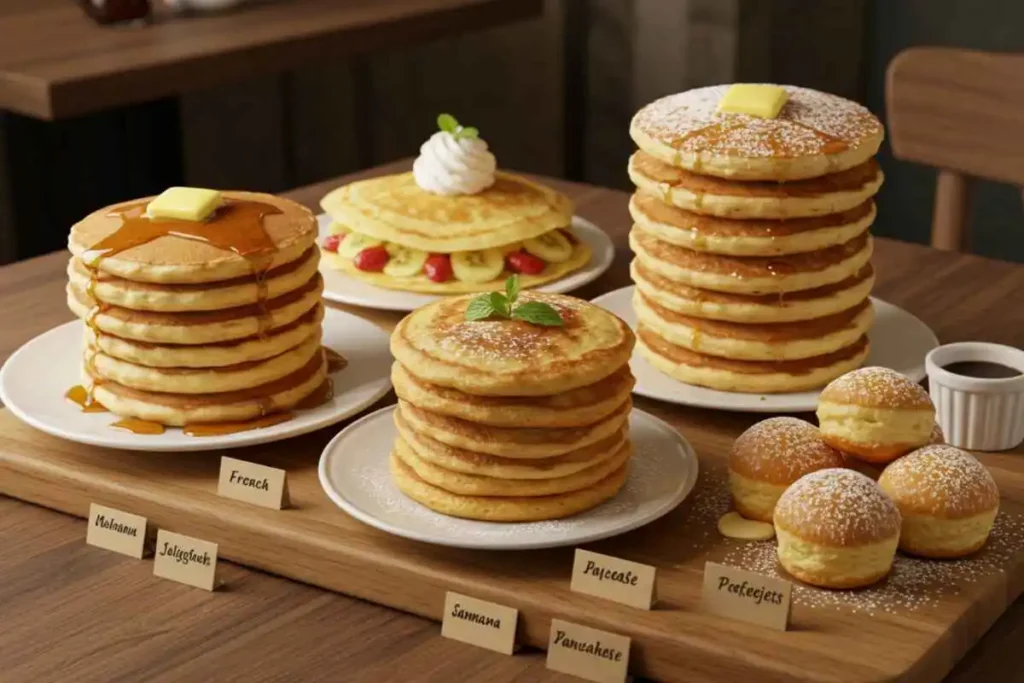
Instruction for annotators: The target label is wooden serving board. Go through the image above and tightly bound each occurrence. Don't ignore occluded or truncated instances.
[3,287,1024,683]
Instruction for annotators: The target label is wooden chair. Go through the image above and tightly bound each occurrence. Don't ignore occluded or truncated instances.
[886,47,1024,251]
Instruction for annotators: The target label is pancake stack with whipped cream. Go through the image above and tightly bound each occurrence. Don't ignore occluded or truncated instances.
[320,114,591,294]
[65,188,328,431]
[627,84,885,393]
[389,281,636,521]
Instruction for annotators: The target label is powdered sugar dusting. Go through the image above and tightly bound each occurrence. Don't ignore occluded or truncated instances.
[880,445,999,517]
[725,511,1024,615]
[820,366,933,409]
[731,417,841,483]
[632,85,882,159]
[775,468,901,544]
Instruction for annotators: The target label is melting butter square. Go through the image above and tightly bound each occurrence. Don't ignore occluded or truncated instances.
[147,187,222,221]
[717,84,788,118]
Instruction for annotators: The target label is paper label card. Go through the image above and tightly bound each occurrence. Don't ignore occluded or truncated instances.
[441,592,518,655]
[701,562,791,631]
[217,456,289,510]
[153,530,219,591]
[86,503,147,559]
[546,619,630,683]
[570,549,656,609]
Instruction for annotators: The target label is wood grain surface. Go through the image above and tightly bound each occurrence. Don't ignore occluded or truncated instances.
[1,166,1024,682]
[0,0,542,120]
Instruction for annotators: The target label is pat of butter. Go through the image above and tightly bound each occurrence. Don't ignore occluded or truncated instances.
[146,187,222,221]
[717,84,788,118]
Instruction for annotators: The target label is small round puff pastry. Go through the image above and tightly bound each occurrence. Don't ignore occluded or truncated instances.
[817,366,935,464]
[774,468,901,589]
[878,444,999,559]
[729,417,844,522]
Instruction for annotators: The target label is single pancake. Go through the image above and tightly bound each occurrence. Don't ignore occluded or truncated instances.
[67,273,323,345]
[395,410,628,480]
[85,305,323,368]
[86,334,322,394]
[390,453,629,521]
[393,435,633,497]
[630,85,885,181]
[628,153,883,220]
[631,226,872,294]
[631,259,875,324]
[634,289,874,361]
[397,399,631,458]
[67,247,320,312]
[637,326,869,393]
[391,291,635,396]
[68,191,317,283]
[87,351,327,426]
[629,191,876,255]
[392,361,633,428]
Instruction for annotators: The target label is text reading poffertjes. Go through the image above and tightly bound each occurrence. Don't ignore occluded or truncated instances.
[701,562,791,630]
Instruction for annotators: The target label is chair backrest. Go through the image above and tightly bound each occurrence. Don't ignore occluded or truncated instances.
[886,47,1024,186]
[886,47,1024,251]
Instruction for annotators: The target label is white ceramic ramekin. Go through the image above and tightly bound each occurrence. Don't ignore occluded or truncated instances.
[925,342,1024,451]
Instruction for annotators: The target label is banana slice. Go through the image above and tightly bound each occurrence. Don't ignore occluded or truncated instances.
[328,221,351,235]
[383,244,429,278]
[523,231,573,263]
[451,249,505,283]
[498,242,522,255]
[338,232,384,259]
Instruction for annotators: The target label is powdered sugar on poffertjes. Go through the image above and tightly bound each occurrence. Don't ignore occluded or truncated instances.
[819,366,933,409]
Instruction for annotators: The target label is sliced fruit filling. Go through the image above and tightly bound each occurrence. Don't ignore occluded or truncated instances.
[321,226,577,284]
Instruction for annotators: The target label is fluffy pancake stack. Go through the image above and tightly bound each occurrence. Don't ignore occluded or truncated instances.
[627,85,886,393]
[65,190,326,427]
[389,291,636,521]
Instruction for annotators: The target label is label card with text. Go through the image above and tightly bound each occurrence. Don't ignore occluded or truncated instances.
[441,591,518,655]
[153,529,219,591]
[546,619,630,683]
[701,562,791,631]
[217,456,289,510]
[570,549,656,609]
[86,503,147,559]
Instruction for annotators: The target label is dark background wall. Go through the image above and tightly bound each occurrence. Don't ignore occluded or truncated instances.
[1,0,1021,265]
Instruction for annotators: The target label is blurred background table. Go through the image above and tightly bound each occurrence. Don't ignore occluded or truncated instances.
[1,164,1023,682]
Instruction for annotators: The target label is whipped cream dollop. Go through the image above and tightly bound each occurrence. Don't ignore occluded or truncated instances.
[413,131,497,195]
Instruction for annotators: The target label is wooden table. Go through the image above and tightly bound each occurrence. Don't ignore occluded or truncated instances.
[0,0,541,119]
[2,165,1023,682]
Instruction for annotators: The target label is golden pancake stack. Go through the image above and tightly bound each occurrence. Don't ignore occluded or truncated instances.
[389,290,637,521]
[627,84,886,393]
[65,190,328,430]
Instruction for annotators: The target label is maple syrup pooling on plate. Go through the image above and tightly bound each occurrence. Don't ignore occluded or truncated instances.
[68,198,295,434]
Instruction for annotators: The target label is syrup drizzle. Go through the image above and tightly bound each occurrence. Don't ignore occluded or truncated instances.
[65,385,109,413]
[111,418,166,435]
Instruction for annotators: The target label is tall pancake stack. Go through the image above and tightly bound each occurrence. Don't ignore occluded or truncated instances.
[389,291,637,521]
[65,190,326,428]
[627,85,886,393]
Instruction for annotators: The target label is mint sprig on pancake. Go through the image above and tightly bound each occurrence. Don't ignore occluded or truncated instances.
[437,113,479,141]
[465,275,564,326]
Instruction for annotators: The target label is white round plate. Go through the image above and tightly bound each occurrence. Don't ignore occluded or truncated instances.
[319,406,698,550]
[0,308,393,452]
[316,213,615,311]
[592,285,939,413]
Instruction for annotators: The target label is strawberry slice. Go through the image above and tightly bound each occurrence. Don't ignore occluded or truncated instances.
[424,254,453,283]
[354,246,389,272]
[321,234,344,253]
[506,251,545,275]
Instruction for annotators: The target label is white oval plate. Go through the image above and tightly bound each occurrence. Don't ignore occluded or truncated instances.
[592,285,939,413]
[318,406,698,550]
[0,308,393,452]
[316,213,615,311]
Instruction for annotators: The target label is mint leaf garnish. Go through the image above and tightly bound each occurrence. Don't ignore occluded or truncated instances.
[489,291,510,318]
[505,274,520,305]
[460,126,479,139]
[464,275,563,326]
[511,301,564,327]
[465,295,496,321]
[437,113,458,134]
